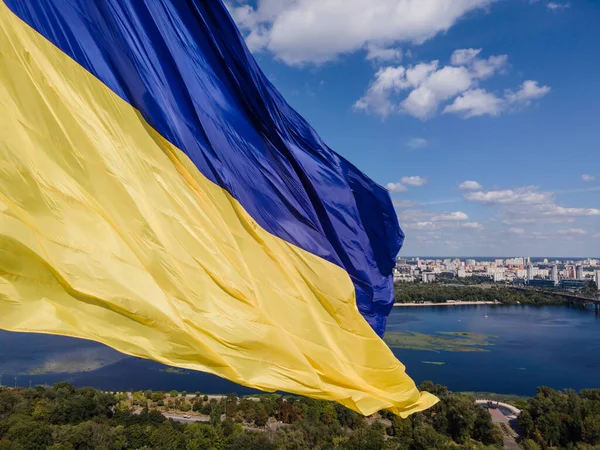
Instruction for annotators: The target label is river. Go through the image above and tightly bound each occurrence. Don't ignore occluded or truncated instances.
[0,305,598,396]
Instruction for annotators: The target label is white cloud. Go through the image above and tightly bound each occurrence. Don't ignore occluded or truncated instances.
[406,137,429,149]
[582,174,596,182]
[539,205,600,217]
[443,89,503,117]
[471,54,509,79]
[404,222,436,230]
[462,222,483,229]
[464,187,552,204]
[397,209,431,222]
[357,49,544,120]
[401,176,428,186]
[431,211,469,221]
[502,217,575,225]
[505,80,551,107]
[228,0,496,66]
[450,48,508,79]
[547,2,570,11]
[354,65,411,117]
[458,180,483,190]
[393,199,418,208]
[444,80,550,118]
[450,48,482,66]
[557,228,587,235]
[386,182,408,193]
[468,186,600,237]
[401,65,473,119]
[366,44,403,64]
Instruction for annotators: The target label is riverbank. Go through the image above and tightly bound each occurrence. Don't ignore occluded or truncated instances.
[394,301,499,307]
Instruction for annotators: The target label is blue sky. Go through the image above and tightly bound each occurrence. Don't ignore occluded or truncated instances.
[227,0,599,257]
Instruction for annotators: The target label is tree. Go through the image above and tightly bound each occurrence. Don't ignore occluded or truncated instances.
[472,407,503,446]
[582,415,600,445]
[149,421,184,450]
[445,396,476,444]
[518,410,536,439]
[411,423,449,450]
[184,423,223,450]
[520,439,541,450]
[6,421,52,450]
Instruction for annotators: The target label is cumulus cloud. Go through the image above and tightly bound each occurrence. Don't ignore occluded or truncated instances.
[386,182,408,193]
[431,211,469,221]
[462,222,483,229]
[366,44,403,64]
[502,217,575,225]
[508,227,525,234]
[406,137,429,149]
[356,49,546,120]
[445,81,550,118]
[547,2,570,11]
[458,180,483,190]
[401,176,428,186]
[540,205,600,217]
[227,0,495,65]
[582,174,596,182]
[464,187,552,204]
[443,89,503,117]
[450,48,482,66]
[505,80,551,107]
[393,199,418,208]
[467,186,600,230]
[557,228,587,235]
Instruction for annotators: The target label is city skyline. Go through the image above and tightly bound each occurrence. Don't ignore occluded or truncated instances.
[227,0,600,257]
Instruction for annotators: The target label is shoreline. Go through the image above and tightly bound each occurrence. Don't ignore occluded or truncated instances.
[394,301,499,307]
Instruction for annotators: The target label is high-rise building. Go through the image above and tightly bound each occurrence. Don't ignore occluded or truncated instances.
[527,265,534,281]
[525,257,531,265]
[576,265,584,281]
[466,259,476,267]
[595,270,600,291]
[551,265,558,284]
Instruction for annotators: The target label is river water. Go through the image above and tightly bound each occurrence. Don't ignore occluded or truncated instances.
[0,305,598,395]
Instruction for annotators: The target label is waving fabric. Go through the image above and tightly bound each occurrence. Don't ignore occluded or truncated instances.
[0,0,437,416]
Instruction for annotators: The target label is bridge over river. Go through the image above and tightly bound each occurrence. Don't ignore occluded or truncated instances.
[510,287,600,311]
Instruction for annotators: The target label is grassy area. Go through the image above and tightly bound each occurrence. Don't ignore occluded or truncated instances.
[384,330,496,352]
[459,391,529,405]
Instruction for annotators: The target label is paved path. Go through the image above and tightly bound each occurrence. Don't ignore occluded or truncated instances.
[475,399,521,417]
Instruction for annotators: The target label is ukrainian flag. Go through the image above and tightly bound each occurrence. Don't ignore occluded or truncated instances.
[0,0,437,416]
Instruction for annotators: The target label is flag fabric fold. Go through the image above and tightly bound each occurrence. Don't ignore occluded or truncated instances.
[0,0,437,416]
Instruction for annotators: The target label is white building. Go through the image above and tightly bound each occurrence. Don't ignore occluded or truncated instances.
[422,272,436,283]
[527,265,534,281]
[577,265,584,281]
[595,271,600,291]
[552,265,558,284]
